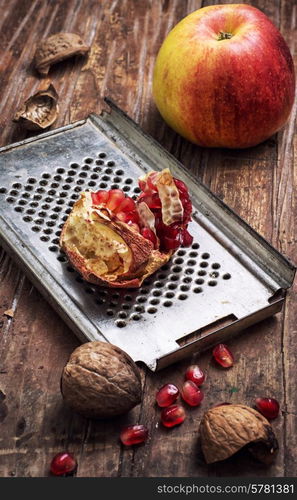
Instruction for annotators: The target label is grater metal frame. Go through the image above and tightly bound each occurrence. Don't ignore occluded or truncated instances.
[0,99,295,371]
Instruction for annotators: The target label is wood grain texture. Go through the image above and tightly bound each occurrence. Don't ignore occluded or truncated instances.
[0,0,296,477]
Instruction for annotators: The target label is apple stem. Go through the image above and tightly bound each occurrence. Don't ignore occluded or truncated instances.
[217,31,233,41]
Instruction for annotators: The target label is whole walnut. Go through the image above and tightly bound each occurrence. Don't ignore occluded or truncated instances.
[61,341,142,419]
[200,404,278,464]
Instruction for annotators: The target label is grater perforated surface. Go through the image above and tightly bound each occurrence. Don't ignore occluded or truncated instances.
[0,104,295,370]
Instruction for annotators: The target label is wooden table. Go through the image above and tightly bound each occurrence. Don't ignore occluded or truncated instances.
[0,0,296,477]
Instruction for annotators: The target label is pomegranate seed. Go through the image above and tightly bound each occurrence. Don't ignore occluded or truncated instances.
[120,425,149,446]
[212,344,234,368]
[174,178,188,194]
[185,365,205,386]
[106,189,125,211]
[163,235,181,251]
[91,190,109,205]
[50,452,77,476]
[125,211,140,224]
[141,192,162,209]
[116,197,136,213]
[156,383,179,407]
[138,179,146,191]
[181,381,204,406]
[161,404,186,428]
[255,398,280,419]
[181,228,193,246]
[141,227,157,247]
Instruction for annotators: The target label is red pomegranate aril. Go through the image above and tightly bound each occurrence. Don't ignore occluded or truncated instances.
[181,228,193,246]
[165,224,180,238]
[185,365,205,386]
[115,210,139,224]
[163,235,181,251]
[138,179,146,191]
[174,178,188,194]
[91,190,110,205]
[125,211,140,224]
[107,189,125,211]
[120,425,149,446]
[50,452,77,476]
[181,380,204,407]
[156,383,179,407]
[141,227,157,247]
[116,197,136,213]
[161,404,186,428]
[255,398,280,419]
[141,193,162,209]
[212,344,234,368]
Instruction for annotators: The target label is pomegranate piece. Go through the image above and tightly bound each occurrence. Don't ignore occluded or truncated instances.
[91,189,139,225]
[212,344,234,368]
[181,381,204,407]
[181,227,193,246]
[138,170,193,251]
[50,452,77,476]
[140,192,162,209]
[255,397,280,419]
[185,365,205,386]
[86,169,194,255]
[161,404,186,428]
[91,190,109,205]
[156,383,179,407]
[120,425,149,446]
[174,178,188,194]
[116,197,136,213]
[106,189,125,211]
[141,227,158,248]
[163,235,181,251]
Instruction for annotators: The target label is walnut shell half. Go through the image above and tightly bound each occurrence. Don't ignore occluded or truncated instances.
[13,83,59,131]
[200,404,278,464]
[60,191,172,288]
[34,33,89,75]
[61,341,142,419]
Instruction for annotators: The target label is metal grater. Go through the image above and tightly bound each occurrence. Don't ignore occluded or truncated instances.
[0,99,295,370]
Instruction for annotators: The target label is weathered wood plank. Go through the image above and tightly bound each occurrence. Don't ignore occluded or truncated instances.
[278,0,297,477]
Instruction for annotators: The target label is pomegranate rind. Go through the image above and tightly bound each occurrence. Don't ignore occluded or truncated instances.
[139,168,184,225]
[200,404,278,464]
[60,192,171,288]
[137,201,159,244]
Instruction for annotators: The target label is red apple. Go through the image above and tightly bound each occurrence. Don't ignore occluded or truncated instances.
[153,4,295,149]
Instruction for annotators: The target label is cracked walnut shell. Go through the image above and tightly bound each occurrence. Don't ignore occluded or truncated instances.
[14,83,59,131]
[200,404,279,464]
[34,33,89,75]
[61,341,142,419]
